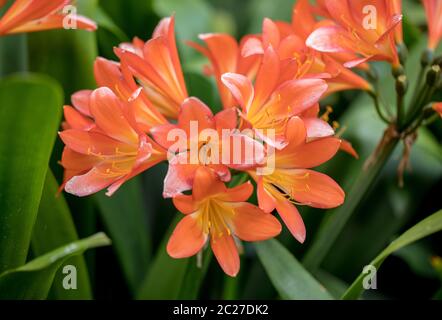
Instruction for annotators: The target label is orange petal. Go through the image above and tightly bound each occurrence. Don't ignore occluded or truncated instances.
[63,106,94,130]
[0,0,67,34]
[274,198,306,243]
[433,102,442,117]
[6,14,96,34]
[251,46,280,112]
[256,177,276,213]
[303,117,335,139]
[167,214,207,259]
[64,166,118,197]
[150,123,179,150]
[290,169,345,209]
[211,234,240,277]
[192,166,227,201]
[178,97,215,134]
[152,16,187,98]
[339,139,359,159]
[60,147,98,173]
[262,18,280,48]
[292,0,317,40]
[221,73,254,112]
[59,130,134,156]
[231,202,282,241]
[276,137,341,169]
[221,133,266,170]
[71,90,92,117]
[219,181,253,202]
[306,25,354,53]
[89,88,138,145]
[263,78,328,118]
[173,194,197,214]
[214,108,238,132]
[285,116,307,147]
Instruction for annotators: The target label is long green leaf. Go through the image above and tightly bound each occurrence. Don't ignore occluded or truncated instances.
[96,177,151,294]
[342,209,442,300]
[255,239,333,300]
[0,75,63,273]
[0,233,110,299]
[137,214,211,299]
[31,170,92,299]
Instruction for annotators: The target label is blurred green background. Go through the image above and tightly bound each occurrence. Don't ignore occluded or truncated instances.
[0,0,441,300]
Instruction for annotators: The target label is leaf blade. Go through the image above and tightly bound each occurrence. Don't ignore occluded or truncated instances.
[342,209,442,299]
[255,239,333,300]
[31,170,93,299]
[0,75,63,273]
[0,233,111,299]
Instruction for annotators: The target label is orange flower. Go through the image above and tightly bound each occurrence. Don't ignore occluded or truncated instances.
[248,117,345,242]
[116,16,188,119]
[188,34,261,109]
[222,47,329,149]
[241,15,371,95]
[389,0,403,45]
[151,97,265,197]
[167,167,282,277]
[306,0,402,68]
[0,0,96,35]
[60,87,166,197]
[423,0,442,50]
[93,57,168,131]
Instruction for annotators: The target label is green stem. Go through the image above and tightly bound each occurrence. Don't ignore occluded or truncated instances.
[302,135,399,272]
[368,90,390,124]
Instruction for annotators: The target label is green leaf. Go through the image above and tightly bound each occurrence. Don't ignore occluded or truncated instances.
[0,34,28,76]
[255,239,333,300]
[0,75,63,273]
[100,0,157,40]
[31,170,92,299]
[342,210,442,300]
[94,6,129,42]
[0,233,111,299]
[28,0,98,95]
[95,177,151,294]
[137,214,211,299]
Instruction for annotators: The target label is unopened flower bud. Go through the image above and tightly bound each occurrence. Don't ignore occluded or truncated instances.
[421,49,434,67]
[426,65,441,86]
[392,65,405,78]
[395,75,408,96]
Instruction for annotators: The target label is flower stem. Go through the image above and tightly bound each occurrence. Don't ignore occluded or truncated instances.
[302,132,399,272]
[368,90,391,124]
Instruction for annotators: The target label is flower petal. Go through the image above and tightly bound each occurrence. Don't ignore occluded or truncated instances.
[231,202,282,241]
[221,73,254,112]
[211,234,240,277]
[218,181,253,202]
[71,90,92,117]
[167,214,207,258]
[173,194,197,214]
[290,169,345,209]
[276,137,341,169]
[89,88,138,145]
[274,198,306,243]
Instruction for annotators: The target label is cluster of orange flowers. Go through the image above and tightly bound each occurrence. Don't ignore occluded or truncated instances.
[4,0,441,276]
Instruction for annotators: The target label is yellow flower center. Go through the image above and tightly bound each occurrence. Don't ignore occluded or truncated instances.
[196,198,236,238]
